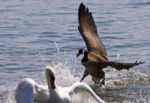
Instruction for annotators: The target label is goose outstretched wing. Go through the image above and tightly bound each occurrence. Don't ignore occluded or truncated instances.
[78,3,107,59]
[105,61,144,70]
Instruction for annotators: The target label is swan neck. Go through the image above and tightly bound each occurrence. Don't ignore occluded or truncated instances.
[46,73,56,91]
[47,78,56,91]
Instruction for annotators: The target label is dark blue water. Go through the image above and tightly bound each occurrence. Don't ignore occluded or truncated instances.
[0,0,150,103]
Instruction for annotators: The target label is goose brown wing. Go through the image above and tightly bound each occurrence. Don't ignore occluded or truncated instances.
[105,61,144,70]
[78,3,107,59]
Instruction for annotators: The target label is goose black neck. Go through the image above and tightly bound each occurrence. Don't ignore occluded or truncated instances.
[82,51,88,62]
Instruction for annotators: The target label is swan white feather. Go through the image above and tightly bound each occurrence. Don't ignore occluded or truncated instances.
[15,78,36,103]
[15,66,105,103]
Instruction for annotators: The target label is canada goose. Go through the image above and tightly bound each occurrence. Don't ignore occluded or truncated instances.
[77,3,144,84]
[15,66,105,103]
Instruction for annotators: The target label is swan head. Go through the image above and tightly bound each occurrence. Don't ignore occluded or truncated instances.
[76,48,86,57]
[45,66,56,89]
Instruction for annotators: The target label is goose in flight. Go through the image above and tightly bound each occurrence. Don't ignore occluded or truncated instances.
[15,66,105,103]
[77,3,144,84]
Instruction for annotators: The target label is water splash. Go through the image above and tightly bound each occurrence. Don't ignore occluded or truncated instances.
[0,83,16,103]
[1,47,150,103]
[116,53,120,61]
[54,41,60,62]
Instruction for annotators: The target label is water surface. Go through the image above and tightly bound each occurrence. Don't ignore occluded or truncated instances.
[0,0,150,103]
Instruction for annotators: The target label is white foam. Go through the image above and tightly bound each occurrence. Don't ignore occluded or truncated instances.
[1,48,149,103]
[1,61,149,103]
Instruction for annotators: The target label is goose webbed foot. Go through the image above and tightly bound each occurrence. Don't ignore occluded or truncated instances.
[92,77,105,85]
[80,70,89,82]
[94,82,104,92]
[100,78,105,85]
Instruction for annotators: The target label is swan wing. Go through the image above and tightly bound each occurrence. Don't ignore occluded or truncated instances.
[78,3,107,59]
[15,78,36,103]
[68,82,105,103]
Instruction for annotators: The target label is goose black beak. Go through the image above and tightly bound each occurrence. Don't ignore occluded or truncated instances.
[76,53,81,57]
[76,48,84,57]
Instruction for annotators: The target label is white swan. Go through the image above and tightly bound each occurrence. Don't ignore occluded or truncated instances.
[15,66,105,103]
